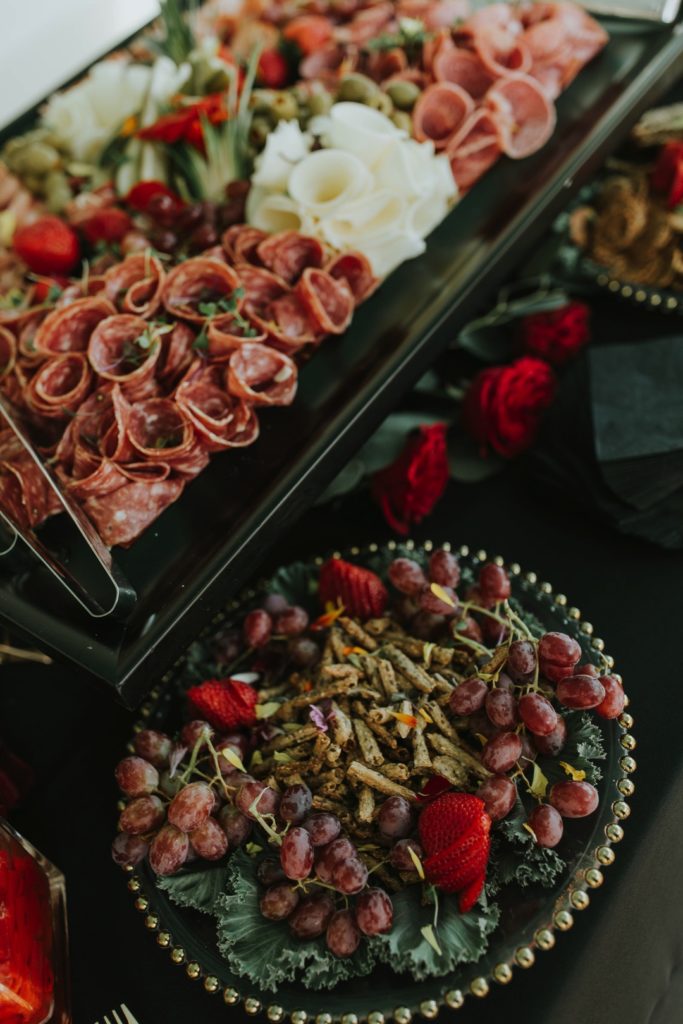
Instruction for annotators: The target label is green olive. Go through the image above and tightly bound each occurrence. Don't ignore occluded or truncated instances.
[15,142,61,175]
[337,73,380,105]
[251,89,279,114]
[391,110,414,134]
[249,116,272,149]
[386,80,421,111]
[44,171,72,213]
[369,91,394,117]
[307,89,333,118]
[270,91,299,122]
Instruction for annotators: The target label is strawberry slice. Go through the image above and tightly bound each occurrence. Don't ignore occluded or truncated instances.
[13,216,80,276]
[318,558,388,620]
[187,678,258,731]
[419,792,485,857]
[418,792,491,908]
[457,871,486,913]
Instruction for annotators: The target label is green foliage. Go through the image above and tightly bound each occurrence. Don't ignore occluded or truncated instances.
[539,711,606,786]
[158,861,230,913]
[489,798,565,891]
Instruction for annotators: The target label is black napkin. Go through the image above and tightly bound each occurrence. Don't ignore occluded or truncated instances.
[526,336,683,549]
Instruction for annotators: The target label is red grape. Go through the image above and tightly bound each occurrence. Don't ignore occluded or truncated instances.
[450,677,488,716]
[388,558,428,596]
[133,730,172,768]
[215,735,248,773]
[480,618,509,646]
[180,720,214,749]
[549,781,599,818]
[315,837,354,883]
[576,662,599,678]
[595,675,625,719]
[420,585,458,616]
[355,888,393,935]
[260,883,300,921]
[289,894,335,939]
[538,632,581,683]
[288,637,321,668]
[411,612,446,640]
[532,716,567,757]
[497,672,515,692]
[326,909,361,957]
[478,563,511,602]
[159,769,183,799]
[528,804,563,847]
[457,615,484,643]
[377,796,414,839]
[263,592,289,615]
[211,626,242,665]
[507,640,537,681]
[111,833,148,868]
[274,606,309,635]
[190,817,229,860]
[477,775,517,821]
[428,549,460,588]
[303,813,341,847]
[468,710,499,740]
[119,795,165,835]
[256,858,287,886]
[218,805,252,848]
[149,824,190,875]
[236,780,279,819]
[167,782,215,832]
[390,838,424,872]
[147,192,180,226]
[280,783,313,823]
[519,731,538,763]
[115,756,159,797]
[485,689,518,728]
[333,856,368,895]
[281,827,314,880]
[518,693,558,736]
[243,609,273,648]
[556,674,606,710]
[481,731,522,773]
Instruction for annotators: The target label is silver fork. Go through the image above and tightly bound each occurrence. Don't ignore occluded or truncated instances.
[95,1006,140,1024]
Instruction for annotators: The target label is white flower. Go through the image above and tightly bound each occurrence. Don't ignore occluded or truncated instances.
[251,121,312,192]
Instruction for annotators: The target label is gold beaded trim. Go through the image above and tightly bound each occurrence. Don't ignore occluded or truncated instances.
[595,271,682,313]
[125,541,634,1022]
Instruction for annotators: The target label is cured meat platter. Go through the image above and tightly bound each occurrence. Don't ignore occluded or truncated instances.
[0,6,682,703]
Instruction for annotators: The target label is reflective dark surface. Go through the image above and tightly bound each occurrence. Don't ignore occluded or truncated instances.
[1,21,682,702]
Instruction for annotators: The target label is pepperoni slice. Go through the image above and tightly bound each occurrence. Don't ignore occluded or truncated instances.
[104,253,166,319]
[82,478,185,548]
[162,258,243,323]
[157,322,197,387]
[433,46,494,100]
[25,352,93,419]
[166,439,211,479]
[295,268,354,335]
[206,316,267,360]
[0,453,53,529]
[33,296,116,355]
[325,251,378,303]
[126,398,195,460]
[256,232,326,285]
[486,73,556,158]
[0,326,16,377]
[176,364,260,450]
[226,344,298,407]
[413,83,475,149]
[447,109,503,191]
[222,226,268,264]
[87,314,162,400]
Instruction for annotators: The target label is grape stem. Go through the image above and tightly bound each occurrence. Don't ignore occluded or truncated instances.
[450,624,492,657]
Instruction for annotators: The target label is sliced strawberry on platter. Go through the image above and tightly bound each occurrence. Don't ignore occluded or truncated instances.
[13,215,80,275]
[257,48,290,88]
[187,678,258,731]
[457,870,487,914]
[78,207,133,245]
[418,792,491,910]
[318,558,388,620]
[419,792,485,857]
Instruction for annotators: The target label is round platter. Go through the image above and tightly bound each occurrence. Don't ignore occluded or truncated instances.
[583,256,683,315]
[122,541,635,1021]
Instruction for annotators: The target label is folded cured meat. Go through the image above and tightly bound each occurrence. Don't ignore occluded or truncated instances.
[486,73,556,158]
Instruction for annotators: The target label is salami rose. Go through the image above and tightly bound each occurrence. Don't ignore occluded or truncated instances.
[222,225,268,263]
[486,73,556,158]
[227,344,297,407]
[33,296,116,355]
[104,253,165,319]
[162,258,242,323]
[100,386,135,463]
[325,251,377,303]
[256,232,326,285]
[413,83,475,149]
[206,317,267,360]
[25,352,93,419]
[87,314,163,400]
[82,479,185,548]
[447,110,503,192]
[0,327,16,377]
[156,322,197,387]
[176,365,260,450]
[63,457,128,500]
[0,452,54,529]
[118,462,171,483]
[126,398,195,460]
[296,268,354,335]
[238,265,289,316]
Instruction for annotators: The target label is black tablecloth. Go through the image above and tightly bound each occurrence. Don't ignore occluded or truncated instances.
[4,466,682,1024]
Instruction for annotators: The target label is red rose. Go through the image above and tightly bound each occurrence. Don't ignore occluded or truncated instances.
[651,141,683,208]
[521,300,590,366]
[371,423,449,535]
[463,356,556,459]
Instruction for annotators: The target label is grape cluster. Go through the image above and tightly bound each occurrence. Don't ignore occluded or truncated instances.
[123,182,249,257]
[243,594,321,669]
[387,550,461,639]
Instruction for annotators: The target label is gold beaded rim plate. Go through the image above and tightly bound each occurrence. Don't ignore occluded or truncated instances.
[581,255,683,314]
[123,541,635,1022]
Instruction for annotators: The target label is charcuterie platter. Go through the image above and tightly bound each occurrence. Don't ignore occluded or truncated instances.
[0,1,681,700]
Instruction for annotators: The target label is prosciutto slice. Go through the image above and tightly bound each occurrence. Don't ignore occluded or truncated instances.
[87,314,162,400]
[486,73,556,158]
[433,45,494,100]
[33,296,115,355]
[82,478,185,548]
[104,253,165,318]
[296,268,354,335]
[447,109,503,191]
[413,83,475,149]
[227,344,298,407]
[256,232,326,285]
[25,352,93,419]
[162,258,243,323]
[126,398,195,461]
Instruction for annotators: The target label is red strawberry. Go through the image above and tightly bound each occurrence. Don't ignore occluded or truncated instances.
[318,558,388,620]
[78,207,132,245]
[418,792,491,911]
[258,48,290,88]
[13,216,80,275]
[187,678,258,731]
